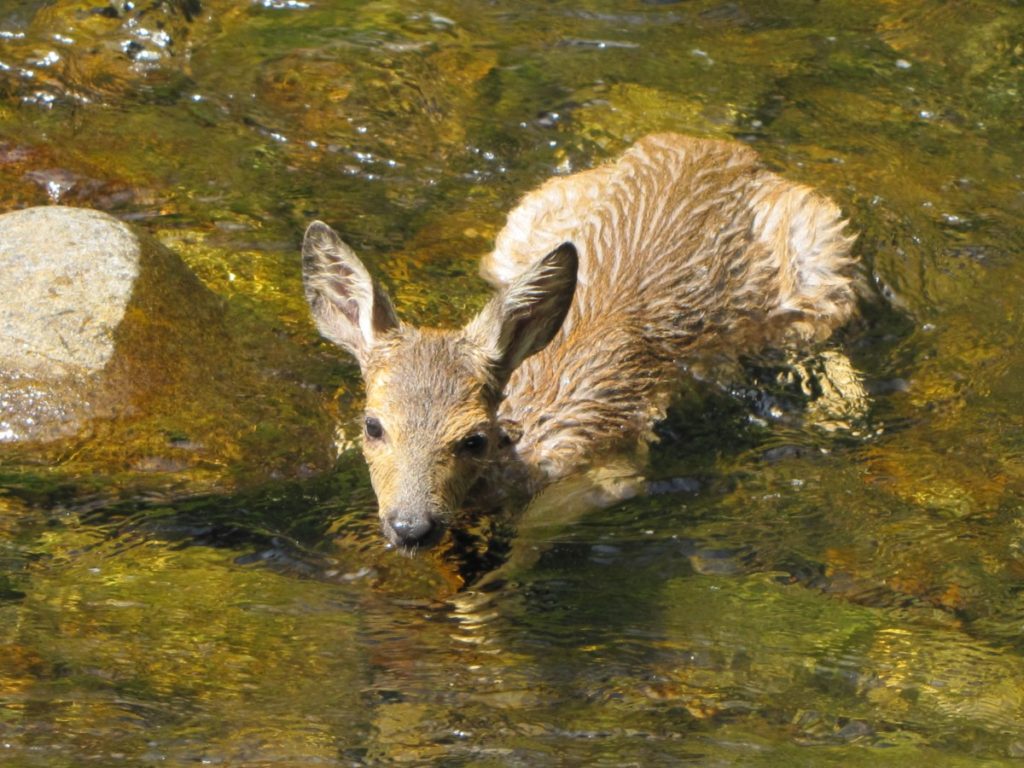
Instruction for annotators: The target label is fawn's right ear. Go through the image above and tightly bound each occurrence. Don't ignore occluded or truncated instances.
[301,221,400,369]
[467,242,578,389]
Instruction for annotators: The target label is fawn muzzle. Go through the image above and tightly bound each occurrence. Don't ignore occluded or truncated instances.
[381,507,442,550]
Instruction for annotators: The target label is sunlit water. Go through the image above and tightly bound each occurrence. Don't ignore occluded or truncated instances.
[2,0,1024,764]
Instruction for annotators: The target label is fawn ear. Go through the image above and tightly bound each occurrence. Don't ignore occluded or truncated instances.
[301,221,400,369]
[467,242,577,388]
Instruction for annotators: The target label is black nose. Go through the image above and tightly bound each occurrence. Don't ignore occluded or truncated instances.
[386,512,435,549]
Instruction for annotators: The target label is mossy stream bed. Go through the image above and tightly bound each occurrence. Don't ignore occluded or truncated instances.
[2,0,1024,764]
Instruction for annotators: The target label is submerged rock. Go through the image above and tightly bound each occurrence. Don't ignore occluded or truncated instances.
[0,205,338,492]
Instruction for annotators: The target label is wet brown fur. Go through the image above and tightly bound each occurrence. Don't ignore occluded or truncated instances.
[302,134,858,548]
[485,134,858,482]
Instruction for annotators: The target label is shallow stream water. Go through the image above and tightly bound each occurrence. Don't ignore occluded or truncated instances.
[2,0,1024,764]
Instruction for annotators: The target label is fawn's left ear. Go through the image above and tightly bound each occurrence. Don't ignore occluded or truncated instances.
[467,242,578,388]
[301,221,400,370]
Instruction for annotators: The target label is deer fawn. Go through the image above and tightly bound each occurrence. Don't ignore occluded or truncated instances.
[302,134,858,550]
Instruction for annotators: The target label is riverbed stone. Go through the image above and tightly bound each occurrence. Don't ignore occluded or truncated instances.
[1,207,136,443]
[0,206,137,379]
[0,205,221,444]
[0,205,338,490]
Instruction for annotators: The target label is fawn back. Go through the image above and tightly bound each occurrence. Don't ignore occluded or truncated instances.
[487,134,857,481]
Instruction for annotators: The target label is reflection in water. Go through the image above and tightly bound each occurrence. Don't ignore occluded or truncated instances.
[2,0,1024,764]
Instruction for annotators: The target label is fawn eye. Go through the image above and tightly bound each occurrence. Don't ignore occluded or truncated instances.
[364,416,384,440]
[457,433,488,457]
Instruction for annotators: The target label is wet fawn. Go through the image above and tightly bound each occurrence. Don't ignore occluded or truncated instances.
[302,134,858,550]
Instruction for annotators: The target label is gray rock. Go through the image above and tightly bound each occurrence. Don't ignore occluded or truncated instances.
[0,205,336,490]
[0,205,221,444]
[0,206,138,379]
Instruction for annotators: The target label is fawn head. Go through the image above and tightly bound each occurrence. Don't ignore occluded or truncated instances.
[302,222,577,550]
